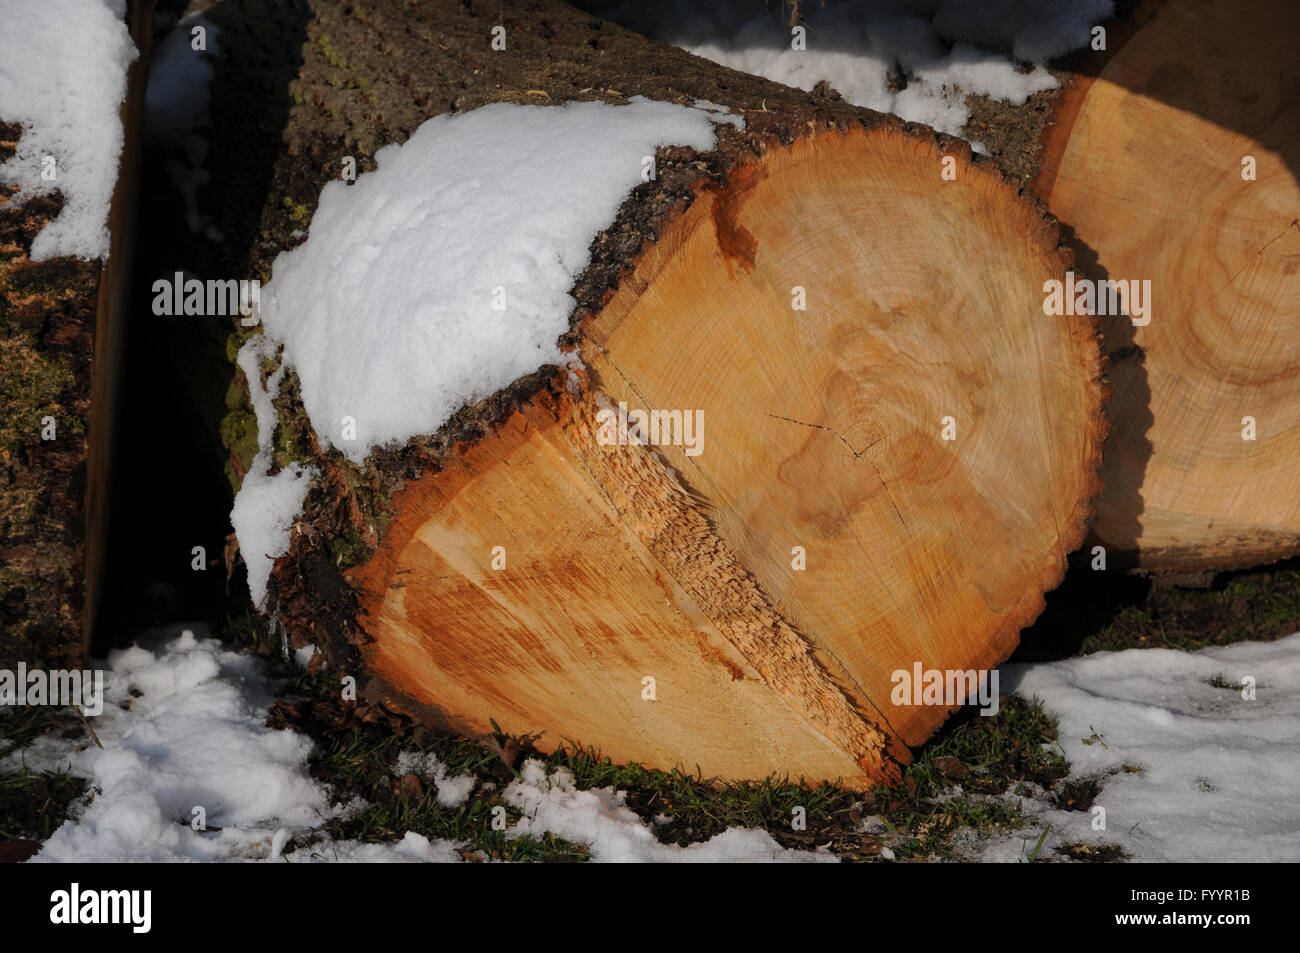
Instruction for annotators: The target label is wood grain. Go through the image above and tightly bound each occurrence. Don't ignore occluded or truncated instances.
[341,128,1105,785]
[1036,0,1300,572]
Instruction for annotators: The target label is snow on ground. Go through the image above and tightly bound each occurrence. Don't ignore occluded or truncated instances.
[0,0,137,260]
[4,625,836,863]
[11,624,1298,862]
[395,750,477,809]
[978,634,1300,863]
[10,625,334,862]
[588,0,1112,143]
[504,759,836,863]
[144,11,221,240]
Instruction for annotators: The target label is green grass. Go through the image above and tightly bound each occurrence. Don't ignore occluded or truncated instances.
[269,650,1072,862]
[15,558,1300,860]
[0,706,86,753]
[0,708,88,844]
[1080,568,1300,652]
[0,615,1079,861]
[1206,674,1242,691]
[1029,824,1052,862]
[295,733,588,862]
[1018,562,1300,662]
[218,607,1088,861]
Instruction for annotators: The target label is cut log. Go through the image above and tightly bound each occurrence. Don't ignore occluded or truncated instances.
[247,0,1106,788]
[1032,0,1300,573]
[0,0,153,668]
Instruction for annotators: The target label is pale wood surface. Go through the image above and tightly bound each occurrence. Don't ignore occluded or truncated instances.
[344,128,1105,785]
[1036,0,1300,572]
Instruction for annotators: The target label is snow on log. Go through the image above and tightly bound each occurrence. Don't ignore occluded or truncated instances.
[229,0,1105,788]
[1032,0,1300,574]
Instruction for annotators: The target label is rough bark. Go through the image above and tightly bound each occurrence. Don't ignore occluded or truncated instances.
[0,0,153,668]
[213,0,1106,787]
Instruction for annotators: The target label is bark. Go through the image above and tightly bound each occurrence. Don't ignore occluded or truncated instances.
[212,0,1107,787]
[0,0,153,668]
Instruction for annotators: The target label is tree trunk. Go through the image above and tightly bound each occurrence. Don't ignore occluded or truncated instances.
[0,0,153,669]
[248,0,1106,788]
[1032,0,1300,574]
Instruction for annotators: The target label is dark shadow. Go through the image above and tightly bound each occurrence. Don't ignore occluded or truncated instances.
[1012,563,1152,662]
[579,0,1299,192]
[1062,0,1300,183]
[1016,552,1300,663]
[1019,235,1151,651]
[1058,220,1153,568]
[97,0,311,648]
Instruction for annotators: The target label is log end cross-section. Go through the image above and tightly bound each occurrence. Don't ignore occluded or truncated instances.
[1035,0,1300,573]
[332,125,1105,788]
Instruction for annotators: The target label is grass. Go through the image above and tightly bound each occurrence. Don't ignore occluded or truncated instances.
[1029,824,1052,861]
[1206,674,1242,691]
[8,557,1299,860]
[0,705,86,753]
[295,733,588,862]
[259,556,1300,862]
[1083,567,1300,652]
[0,707,89,845]
[1016,560,1300,662]
[0,617,1089,862]
[223,577,1300,862]
[264,631,1073,862]
[1056,841,1129,863]
[0,766,85,842]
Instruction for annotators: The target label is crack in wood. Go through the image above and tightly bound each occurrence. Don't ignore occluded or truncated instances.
[762,411,909,534]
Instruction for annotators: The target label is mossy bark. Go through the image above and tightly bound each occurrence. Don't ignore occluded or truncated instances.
[0,171,96,670]
[197,0,1088,753]
[0,0,153,666]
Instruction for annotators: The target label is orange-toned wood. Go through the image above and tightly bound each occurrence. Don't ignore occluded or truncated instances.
[1035,0,1300,572]
[340,127,1104,786]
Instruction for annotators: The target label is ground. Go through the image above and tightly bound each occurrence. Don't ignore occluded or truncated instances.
[4,562,1298,862]
[2,0,1296,864]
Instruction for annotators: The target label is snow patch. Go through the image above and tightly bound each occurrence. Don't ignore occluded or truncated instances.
[284,830,465,863]
[504,760,838,863]
[16,626,1299,863]
[979,634,1300,863]
[15,626,334,862]
[229,336,316,608]
[259,98,738,463]
[394,750,477,809]
[0,0,138,260]
[588,0,1110,139]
